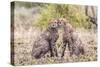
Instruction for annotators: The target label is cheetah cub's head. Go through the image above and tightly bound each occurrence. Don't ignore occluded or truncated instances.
[57,18,68,28]
[48,18,59,29]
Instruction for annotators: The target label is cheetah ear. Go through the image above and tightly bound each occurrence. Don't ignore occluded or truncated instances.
[48,18,53,25]
[48,19,52,26]
[63,18,70,24]
[48,19,52,28]
[48,18,57,25]
[61,18,67,25]
[49,18,55,22]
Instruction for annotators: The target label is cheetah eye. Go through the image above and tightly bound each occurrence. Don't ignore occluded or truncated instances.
[55,22,57,23]
[59,22,61,24]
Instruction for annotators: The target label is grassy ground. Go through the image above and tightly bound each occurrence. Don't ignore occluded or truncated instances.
[14,28,97,65]
[12,7,97,66]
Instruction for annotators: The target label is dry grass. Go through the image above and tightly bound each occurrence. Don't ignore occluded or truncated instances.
[13,28,97,66]
[12,7,97,66]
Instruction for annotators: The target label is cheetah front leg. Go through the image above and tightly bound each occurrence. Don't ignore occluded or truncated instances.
[61,42,67,57]
[50,41,58,57]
